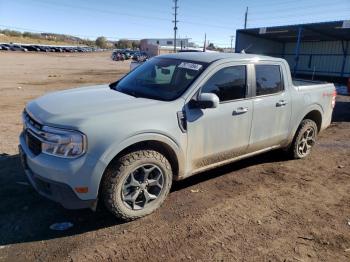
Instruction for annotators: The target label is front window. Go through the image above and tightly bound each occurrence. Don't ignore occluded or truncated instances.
[201,66,247,102]
[113,58,207,101]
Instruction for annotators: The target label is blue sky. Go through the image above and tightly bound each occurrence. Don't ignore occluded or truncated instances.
[0,0,349,47]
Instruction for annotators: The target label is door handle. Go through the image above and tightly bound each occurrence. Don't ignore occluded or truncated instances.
[233,107,249,115]
[276,100,287,107]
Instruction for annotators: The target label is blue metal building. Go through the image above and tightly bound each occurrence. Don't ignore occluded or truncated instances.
[235,20,350,82]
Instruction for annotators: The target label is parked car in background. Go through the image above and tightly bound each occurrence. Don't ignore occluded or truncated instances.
[0,44,10,50]
[31,45,48,52]
[132,51,148,60]
[61,47,73,52]
[0,43,102,53]
[130,52,149,70]
[50,46,63,52]
[19,53,335,221]
[2,44,27,51]
[112,49,139,61]
[23,45,41,52]
[14,44,28,52]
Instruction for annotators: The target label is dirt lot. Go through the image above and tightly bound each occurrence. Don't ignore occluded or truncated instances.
[0,52,349,262]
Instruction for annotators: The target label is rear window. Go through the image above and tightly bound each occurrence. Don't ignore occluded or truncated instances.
[255,65,283,96]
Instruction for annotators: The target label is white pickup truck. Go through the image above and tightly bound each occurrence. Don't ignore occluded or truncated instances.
[19,53,336,220]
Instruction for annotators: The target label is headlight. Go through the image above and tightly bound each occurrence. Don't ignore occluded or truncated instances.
[40,126,86,158]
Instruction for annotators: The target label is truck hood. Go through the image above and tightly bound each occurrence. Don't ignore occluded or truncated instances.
[26,84,161,127]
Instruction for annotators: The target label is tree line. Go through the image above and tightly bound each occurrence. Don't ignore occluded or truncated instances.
[95,36,140,49]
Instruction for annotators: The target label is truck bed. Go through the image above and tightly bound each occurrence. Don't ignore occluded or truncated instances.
[292,78,327,86]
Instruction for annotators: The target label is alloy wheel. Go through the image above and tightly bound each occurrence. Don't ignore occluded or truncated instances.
[121,164,164,210]
[297,127,316,157]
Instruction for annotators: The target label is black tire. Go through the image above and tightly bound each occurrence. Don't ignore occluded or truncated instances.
[289,119,318,159]
[102,149,173,221]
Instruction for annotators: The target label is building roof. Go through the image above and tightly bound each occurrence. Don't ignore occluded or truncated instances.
[237,20,350,42]
[158,52,278,63]
[141,38,190,41]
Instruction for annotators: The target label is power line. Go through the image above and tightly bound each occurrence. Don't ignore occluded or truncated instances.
[5,0,349,45]
[250,5,350,19]
[12,0,350,28]
[31,0,170,22]
[246,16,350,30]
[248,9,350,23]
[180,20,234,30]
[246,0,342,8]
[0,24,140,40]
[176,0,349,27]
[18,0,235,31]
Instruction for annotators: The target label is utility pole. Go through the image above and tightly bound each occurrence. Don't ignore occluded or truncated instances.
[230,35,234,52]
[203,33,207,52]
[244,7,248,29]
[173,0,179,52]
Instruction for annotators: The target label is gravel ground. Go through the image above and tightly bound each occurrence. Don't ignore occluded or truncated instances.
[0,51,349,262]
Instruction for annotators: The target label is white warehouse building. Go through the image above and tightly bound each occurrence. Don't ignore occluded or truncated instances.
[140,38,192,56]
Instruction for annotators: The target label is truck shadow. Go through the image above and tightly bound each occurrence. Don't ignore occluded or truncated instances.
[0,150,288,246]
[0,155,123,246]
[332,101,350,122]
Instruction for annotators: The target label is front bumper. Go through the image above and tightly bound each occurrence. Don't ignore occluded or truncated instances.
[19,145,97,209]
[19,131,106,210]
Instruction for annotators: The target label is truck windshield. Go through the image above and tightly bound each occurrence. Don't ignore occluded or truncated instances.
[113,57,208,101]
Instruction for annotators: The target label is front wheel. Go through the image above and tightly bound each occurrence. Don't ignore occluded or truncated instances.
[290,119,318,159]
[102,149,173,221]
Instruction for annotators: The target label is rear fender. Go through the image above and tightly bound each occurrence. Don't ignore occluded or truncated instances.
[287,103,323,144]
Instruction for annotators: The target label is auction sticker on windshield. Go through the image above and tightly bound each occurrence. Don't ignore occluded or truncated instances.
[178,62,203,71]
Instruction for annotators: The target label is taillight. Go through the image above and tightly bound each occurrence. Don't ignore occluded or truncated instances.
[331,90,337,108]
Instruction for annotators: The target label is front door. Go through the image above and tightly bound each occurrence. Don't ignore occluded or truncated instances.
[185,64,253,172]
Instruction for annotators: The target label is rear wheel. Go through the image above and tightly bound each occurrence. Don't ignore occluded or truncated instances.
[290,119,318,159]
[102,149,172,221]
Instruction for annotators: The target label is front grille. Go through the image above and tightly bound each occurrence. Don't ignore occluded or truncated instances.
[26,131,42,156]
[23,110,43,130]
[23,110,43,156]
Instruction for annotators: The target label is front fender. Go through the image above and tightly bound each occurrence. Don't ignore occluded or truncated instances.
[98,132,185,179]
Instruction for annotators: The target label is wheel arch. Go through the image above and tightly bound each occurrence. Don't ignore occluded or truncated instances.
[302,110,322,133]
[286,104,323,147]
[99,133,185,183]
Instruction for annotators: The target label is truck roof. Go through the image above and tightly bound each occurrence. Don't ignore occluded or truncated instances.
[159,52,282,63]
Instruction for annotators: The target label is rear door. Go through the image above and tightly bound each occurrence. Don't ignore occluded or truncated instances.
[249,63,292,151]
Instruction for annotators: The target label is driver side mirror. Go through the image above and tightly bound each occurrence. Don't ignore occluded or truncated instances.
[194,93,219,109]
